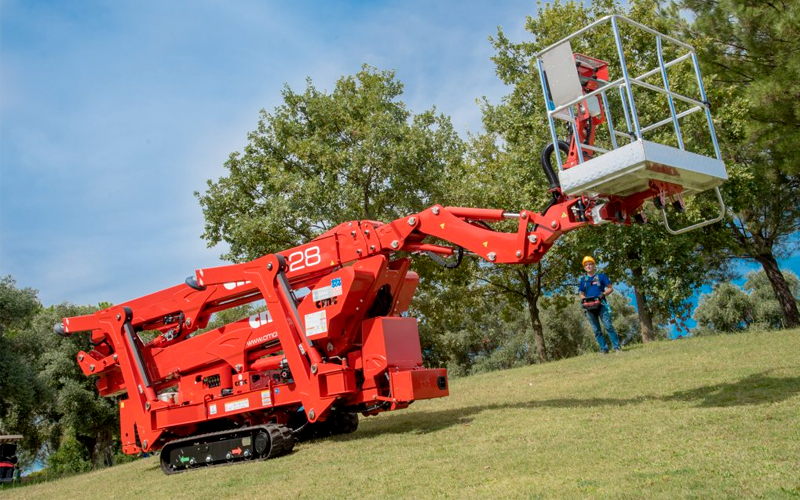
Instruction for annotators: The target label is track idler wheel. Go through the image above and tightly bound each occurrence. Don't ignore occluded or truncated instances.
[254,430,270,456]
[254,424,294,459]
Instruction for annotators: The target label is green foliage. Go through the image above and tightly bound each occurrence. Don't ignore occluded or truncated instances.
[190,303,260,338]
[694,282,752,332]
[459,0,627,363]
[197,65,465,262]
[540,296,594,359]
[439,288,642,375]
[745,270,800,328]
[669,0,800,328]
[462,307,533,375]
[0,276,40,337]
[473,0,732,353]
[694,269,800,332]
[46,432,93,476]
[0,277,45,462]
[0,277,120,472]
[673,0,800,175]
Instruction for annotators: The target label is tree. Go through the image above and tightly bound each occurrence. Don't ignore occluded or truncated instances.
[13,303,119,471]
[197,65,465,262]
[694,269,800,332]
[673,0,800,175]
[0,278,120,473]
[694,282,752,332]
[464,0,609,364]
[671,0,800,328]
[0,275,40,337]
[745,269,800,329]
[0,276,42,466]
[540,296,594,360]
[555,0,733,342]
[472,0,727,355]
[197,65,472,370]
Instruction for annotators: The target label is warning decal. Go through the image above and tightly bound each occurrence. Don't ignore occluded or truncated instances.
[312,277,344,302]
[305,310,328,336]
[224,399,250,412]
[261,390,272,407]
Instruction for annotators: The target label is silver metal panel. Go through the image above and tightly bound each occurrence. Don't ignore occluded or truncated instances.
[540,41,584,109]
[558,140,727,197]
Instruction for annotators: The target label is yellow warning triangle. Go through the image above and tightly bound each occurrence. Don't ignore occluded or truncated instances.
[561,211,568,218]
[330,260,336,265]
[440,223,445,229]
[483,241,489,247]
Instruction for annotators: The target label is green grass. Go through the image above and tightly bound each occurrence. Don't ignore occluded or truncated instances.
[4,329,800,499]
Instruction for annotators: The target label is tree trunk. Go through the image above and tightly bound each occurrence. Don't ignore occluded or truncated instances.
[628,253,655,342]
[519,267,547,364]
[754,252,800,328]
[631,282,655,343]
[525,298,547,364]
[633,283,656,342]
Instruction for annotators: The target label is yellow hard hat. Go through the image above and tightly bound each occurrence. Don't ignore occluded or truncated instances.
[582,256,596,266]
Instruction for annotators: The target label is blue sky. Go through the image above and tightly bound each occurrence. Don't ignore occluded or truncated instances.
[0,0,531,305]
[1,0,798,314]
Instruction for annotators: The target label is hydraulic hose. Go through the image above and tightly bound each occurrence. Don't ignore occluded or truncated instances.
[540,140,570,190]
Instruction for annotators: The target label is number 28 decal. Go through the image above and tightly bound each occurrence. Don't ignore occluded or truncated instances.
[288,246,322,273]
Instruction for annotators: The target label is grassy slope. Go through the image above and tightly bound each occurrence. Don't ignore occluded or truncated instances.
[4,329,800,500]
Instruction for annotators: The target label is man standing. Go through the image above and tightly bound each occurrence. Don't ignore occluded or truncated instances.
[579,256,622,354]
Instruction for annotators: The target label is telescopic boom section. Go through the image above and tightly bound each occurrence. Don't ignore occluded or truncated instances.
[54,198,590,472]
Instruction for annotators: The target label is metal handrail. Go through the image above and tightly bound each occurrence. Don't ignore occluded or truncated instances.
[537,14,721,168]
[640,106,703,134]
[535,15,693,57]
[660,187,726,235]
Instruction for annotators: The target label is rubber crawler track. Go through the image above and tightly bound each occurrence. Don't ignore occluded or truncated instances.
[159,423,294,474]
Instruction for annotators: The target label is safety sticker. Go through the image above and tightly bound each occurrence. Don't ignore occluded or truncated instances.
[312,278,344,302]
[261,390,272,407]
[209,404,217,416]
[224,399,250,412]
[304,310,328,336]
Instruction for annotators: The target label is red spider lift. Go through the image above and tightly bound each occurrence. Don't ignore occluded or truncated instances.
[55,16,727,474]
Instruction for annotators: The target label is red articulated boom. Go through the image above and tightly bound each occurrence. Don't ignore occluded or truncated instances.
[56,197,609,474]
[56,18,728,473]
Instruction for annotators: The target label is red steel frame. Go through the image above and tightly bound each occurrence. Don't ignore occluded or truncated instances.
[58,198,607,455]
